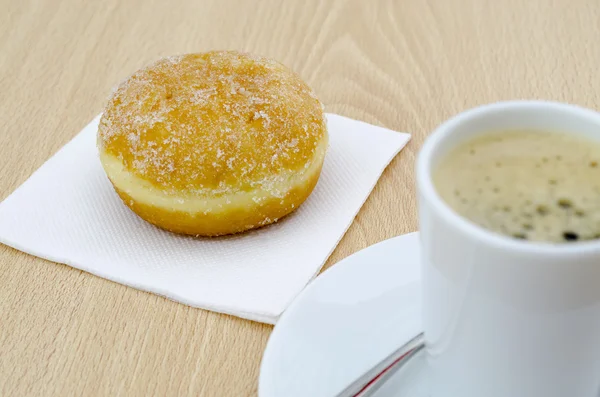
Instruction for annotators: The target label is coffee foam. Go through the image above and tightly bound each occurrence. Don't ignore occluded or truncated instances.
[434,131,600,243]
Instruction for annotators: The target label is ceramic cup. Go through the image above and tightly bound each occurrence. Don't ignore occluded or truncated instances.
[416,101,600,397]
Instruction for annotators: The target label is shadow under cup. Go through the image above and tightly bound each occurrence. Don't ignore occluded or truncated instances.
[416,101,600,397]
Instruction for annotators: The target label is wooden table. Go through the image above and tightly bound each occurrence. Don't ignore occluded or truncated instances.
[1,0,599,395]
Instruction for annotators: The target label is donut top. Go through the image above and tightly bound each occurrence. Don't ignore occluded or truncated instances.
[98,51,327,197]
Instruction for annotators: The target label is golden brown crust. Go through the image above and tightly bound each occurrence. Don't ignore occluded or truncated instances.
[98,51,326,196]
[110,160,323,236]
[97,51,328,236]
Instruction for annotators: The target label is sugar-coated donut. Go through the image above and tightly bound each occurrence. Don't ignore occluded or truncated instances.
[97,51,328,236]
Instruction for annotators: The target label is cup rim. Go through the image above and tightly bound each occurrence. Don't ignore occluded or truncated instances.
[417,100,600,255]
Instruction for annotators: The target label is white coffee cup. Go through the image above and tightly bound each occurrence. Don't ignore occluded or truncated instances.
[416,101,600,397]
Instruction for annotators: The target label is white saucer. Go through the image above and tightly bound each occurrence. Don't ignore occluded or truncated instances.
[259,232,424,397]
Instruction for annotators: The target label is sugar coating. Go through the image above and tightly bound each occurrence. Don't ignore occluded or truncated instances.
[97,51,327,198]
[434,131,600,243]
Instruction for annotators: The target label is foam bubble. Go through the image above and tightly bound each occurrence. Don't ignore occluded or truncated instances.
[434,131,600,243]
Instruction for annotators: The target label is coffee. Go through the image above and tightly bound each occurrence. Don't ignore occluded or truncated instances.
[434,130,600,242]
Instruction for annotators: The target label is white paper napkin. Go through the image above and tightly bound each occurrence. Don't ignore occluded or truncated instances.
[0,113,410,323]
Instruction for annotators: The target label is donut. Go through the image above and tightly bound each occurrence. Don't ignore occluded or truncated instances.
[97,51,328,236]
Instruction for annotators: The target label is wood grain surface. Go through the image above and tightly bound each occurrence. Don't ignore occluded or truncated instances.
[1,0,599,395]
